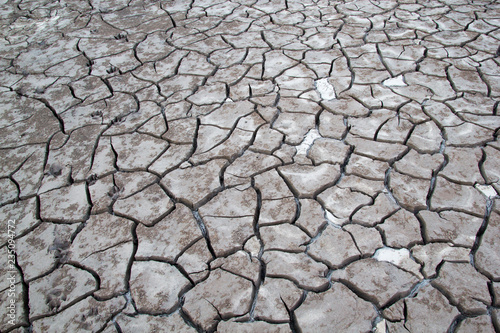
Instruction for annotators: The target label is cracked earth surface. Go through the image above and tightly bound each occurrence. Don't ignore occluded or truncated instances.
[1,0,500,332]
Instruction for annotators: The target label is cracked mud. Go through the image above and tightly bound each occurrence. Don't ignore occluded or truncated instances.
[1,0,500,332]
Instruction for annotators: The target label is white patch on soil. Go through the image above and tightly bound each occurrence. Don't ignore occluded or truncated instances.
[296,128,321,156]
[475,184,498,199]
[383,75,407,87]
[373,247,410,266]
[315,78,336,100]
[325,210,344,227]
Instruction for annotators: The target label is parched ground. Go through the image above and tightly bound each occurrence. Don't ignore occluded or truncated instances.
[1,0,500,332]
